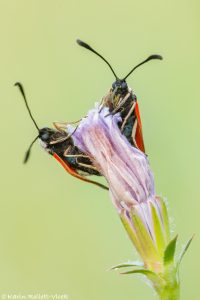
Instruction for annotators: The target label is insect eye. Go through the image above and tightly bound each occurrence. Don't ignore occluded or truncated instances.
[121,82,127,89]
[41,133,49,141]
[112,82,116,89]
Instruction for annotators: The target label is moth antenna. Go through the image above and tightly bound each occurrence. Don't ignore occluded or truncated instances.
[77,39,118,79]
[15,82,40,131]
[23,135,39,164]
[15,82,40,163]
[123,54,163,80]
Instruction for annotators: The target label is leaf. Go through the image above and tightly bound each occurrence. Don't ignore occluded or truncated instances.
[110,261,144,270]
[120,268,160,282]
[177,235,194,267]
[120,268,166,289]
[164,235,178,265]
[120,268,154,275]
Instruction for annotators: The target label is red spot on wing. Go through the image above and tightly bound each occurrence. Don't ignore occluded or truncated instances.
[134,102,145,153]
[53,153,108,190]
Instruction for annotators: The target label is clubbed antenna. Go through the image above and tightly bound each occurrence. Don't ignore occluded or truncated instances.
[77,39,118,79]
[15,82,40,131]
[23,135,39,163]
[123,54,163,80]
[15,82,40,163]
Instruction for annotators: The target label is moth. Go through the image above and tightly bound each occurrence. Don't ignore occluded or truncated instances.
[77,39,163,153]
[15,82,108,190]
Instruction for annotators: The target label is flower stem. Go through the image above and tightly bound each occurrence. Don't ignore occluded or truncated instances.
[155,269,180,300]
[158,283,180,300]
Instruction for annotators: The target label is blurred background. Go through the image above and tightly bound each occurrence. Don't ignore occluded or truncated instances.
[0,0,199,299]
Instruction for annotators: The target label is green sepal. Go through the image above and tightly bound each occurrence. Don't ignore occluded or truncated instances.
[120,213,145,259]
[177,235,194,267]
[164,235,178,265]
[110,261,143,270]
[131,211,161,264]
[156,197,170,242]
[150,201,166,256]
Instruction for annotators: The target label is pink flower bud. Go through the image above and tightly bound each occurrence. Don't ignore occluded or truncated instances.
[70,106,170,270]
[72,107,155,208]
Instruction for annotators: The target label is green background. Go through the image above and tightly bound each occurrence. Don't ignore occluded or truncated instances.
[0,0,199,299]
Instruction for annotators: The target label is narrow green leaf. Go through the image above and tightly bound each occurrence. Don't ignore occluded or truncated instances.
[121,268,156,276]
[164,235,178,265]
[177,235,194,267]
[121,268,163,284]
[110,261,143,270]
[150,202,166,256]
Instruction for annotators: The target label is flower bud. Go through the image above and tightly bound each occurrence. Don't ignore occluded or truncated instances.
[69,107,171,271]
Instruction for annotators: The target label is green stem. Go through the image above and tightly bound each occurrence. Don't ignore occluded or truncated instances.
[157,283,180,300]
[154,269,180,300]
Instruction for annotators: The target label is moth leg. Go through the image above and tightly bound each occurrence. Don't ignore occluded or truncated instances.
[64,150,93,165]
[112,86,120,100]
[105,92,131,117]
[131,118,140,149]
[74,155,98,171]
[53,119,82,131]
[63,150,98,172]
[99,94,106,109]
[115,92,131,112]
[63,146,89,159]
[70,119,82,124]
[64,154,89,158]
[63,154,98,172]
[120,101,136,132]
[99,90,113,113]
[76,162,98,171]
[49,136,69,145]
[49,126,78,145]
[63,146,72,157]
[65,125,79,139]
